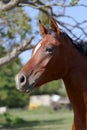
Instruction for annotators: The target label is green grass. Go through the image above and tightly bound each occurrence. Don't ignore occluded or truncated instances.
[0,107,73,130]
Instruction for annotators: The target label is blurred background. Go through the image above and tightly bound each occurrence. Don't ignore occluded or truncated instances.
[0,0,87,129]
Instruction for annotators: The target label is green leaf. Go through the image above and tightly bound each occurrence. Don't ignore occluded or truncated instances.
[70,0,78,6]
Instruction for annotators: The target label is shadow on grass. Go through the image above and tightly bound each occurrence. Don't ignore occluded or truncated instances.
[3,114,66,130]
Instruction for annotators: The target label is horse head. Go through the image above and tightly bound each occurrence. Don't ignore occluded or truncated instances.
[15,18,70,93]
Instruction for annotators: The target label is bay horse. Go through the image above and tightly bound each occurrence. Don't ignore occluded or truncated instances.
[15,18,87,130]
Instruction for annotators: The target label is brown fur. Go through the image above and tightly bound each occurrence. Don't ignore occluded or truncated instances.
[15,18,87,130]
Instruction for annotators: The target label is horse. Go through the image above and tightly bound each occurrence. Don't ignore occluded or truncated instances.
[15,17,87,130]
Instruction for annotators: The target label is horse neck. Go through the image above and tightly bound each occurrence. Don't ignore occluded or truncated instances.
[62,42,87,129]
[62,40,87,78]
[62,42,87,93]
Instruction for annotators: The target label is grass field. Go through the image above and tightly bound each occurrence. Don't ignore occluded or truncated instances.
[0,107,73,130]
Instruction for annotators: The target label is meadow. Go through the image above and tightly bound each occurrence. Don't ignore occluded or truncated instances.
[0,107,73,130]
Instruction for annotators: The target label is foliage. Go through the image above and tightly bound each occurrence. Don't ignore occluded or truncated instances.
[32,80,67,97]
[38,9,49,25]
[0,6,31,107]
[0,46,29,108]
[3,112,26,127]
[70,0,78,6]
[0,7,31,50]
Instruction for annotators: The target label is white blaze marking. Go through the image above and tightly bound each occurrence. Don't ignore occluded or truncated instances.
[33,41,41,56]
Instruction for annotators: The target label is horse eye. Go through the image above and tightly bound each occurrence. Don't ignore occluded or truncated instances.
[45,47,54,54]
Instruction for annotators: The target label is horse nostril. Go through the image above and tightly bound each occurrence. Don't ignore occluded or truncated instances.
[20,75,25,83]
[19,74,26,85]
[15,74,27,90]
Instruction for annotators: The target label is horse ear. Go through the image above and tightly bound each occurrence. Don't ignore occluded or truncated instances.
[49,17,60,34]
[38,20,48,37]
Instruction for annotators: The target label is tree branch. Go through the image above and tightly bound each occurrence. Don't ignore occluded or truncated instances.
[0,0,87,11]
[0,36,34,66]
[0,0,21,11]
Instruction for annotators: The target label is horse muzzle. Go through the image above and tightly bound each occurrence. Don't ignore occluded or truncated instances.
[15,73,36,93]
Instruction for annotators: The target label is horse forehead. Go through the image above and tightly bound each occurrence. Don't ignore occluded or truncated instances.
[32,35,56,56]
[33,41,42,55]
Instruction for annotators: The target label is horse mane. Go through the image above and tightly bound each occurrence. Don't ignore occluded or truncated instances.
[48,28,87,57]
[73,41,87,57]
[60,31,87,58]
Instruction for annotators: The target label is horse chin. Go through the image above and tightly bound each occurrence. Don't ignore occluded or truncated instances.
[21,82,37,93]
[26,71,45,93]
[26,77,44,93]
[27,82,37,93]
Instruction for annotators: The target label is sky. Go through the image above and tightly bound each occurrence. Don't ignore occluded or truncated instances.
[19,0,87,64]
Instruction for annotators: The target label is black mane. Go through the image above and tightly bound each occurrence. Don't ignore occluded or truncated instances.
[73,41,87,57]
[63,31,87,57]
